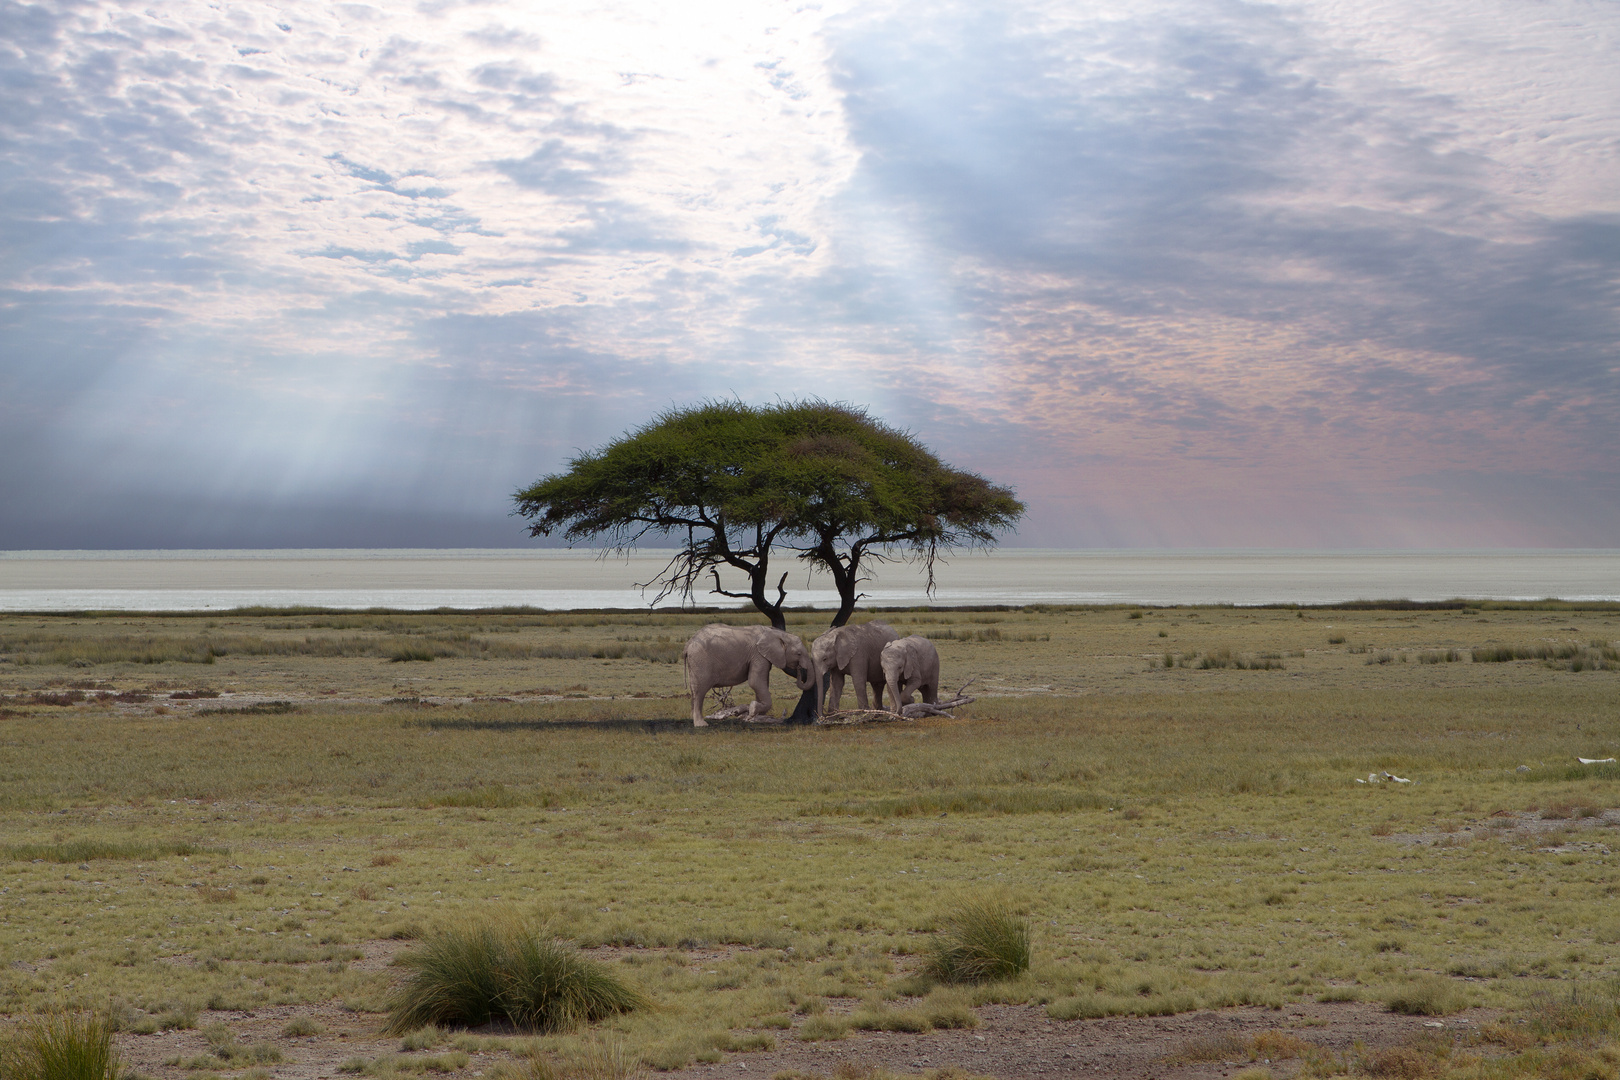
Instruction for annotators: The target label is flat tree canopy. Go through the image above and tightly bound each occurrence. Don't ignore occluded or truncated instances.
[513,401,1025,629]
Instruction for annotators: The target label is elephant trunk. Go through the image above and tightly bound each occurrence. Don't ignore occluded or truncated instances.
[785,656,820,724]
[794,657,819,693]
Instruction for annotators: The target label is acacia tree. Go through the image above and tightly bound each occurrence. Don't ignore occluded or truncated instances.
[512,401,1025,630]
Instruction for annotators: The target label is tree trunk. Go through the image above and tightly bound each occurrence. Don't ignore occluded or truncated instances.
[817,539,859,628]
[749,564,787,631]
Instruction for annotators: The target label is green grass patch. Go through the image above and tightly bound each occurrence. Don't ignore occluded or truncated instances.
[422,786,561,810]
[805,788,1111,818]
[384,918,648,1034]
[3,839,226,863]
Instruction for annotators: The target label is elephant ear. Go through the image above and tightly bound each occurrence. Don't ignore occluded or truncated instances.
[903,641,923,682]
[756,629,795,671]
[834,628,859,670]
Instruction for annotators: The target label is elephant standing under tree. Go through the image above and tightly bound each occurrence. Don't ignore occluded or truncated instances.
[881,635,940,713]
[812,620,899,713]
[682,624,819,726]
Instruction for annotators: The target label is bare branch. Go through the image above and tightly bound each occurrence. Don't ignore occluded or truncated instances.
[708,568,754,600]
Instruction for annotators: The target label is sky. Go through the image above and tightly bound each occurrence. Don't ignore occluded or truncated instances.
[2,0,1617,550]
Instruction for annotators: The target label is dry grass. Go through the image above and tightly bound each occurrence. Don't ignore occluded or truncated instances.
[0,1011,121,1080]
[0,605,1618,1072]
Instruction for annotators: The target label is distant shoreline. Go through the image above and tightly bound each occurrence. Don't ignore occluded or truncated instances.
[4,549,1617,611]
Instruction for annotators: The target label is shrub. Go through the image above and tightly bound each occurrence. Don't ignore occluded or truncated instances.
[849,1007,930,1033]
[794,1016,849,1042]
[1,1011,121,1080]
[281,1017,325,1037]
[923,895,1031,983]
[1386,976,1467,1016]
[384,918,648,1034]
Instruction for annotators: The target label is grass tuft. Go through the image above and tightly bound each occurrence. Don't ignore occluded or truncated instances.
[530,1037,646,1080]
[1,1011,121,1080]
[1385,976,1467,1016]
[384,918,648,1035]
[923,895,1031,984]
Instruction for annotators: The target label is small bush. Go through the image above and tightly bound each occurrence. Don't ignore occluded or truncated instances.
[849,1007,930,1033]
[923,895,1031,984]
[390,647,437,663]
[1386,976,1467,1016]
[1,1011,121,1080]
[281,1017,325,1037]
[795,1016,849,1042]
[384,918,648,1034]
[921,990,980,1030]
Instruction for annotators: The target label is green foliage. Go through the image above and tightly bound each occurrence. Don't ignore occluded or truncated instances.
[1,1012,120,1080]
[385,919,648,1035]
[513,401,1023,624]
[923,896,1032,984]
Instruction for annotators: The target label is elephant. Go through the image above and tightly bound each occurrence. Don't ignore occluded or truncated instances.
[811,620,899,712]
[880,635,940,713]
[682,624,819,727]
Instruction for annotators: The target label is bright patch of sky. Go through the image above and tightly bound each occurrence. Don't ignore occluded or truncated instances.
[2,0,1616,547]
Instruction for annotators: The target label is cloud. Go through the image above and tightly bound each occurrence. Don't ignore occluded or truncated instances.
[0,0,1616,548]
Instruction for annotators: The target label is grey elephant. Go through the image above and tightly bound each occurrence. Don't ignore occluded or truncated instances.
[880,635,940,713]
[682,624,819,726]
[812,620,899,712]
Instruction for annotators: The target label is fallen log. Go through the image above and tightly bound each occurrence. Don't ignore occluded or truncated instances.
[817,694,975,724]
[703,704,779,722]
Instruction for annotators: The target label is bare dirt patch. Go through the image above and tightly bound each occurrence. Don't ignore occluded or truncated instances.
[113,987,1496,1080]
[669,1001,1498,1080]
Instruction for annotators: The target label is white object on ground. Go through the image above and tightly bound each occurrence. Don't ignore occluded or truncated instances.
[1577,757,1617,764]
[1383,772,1412,783]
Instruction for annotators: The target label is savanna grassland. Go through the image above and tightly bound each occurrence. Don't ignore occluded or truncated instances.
[1,603,1619,1079]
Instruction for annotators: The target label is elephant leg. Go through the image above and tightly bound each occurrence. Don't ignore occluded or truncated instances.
[827,672,846,713]
[851,667,870,710]
[868,675,885,712]
[746,664,773,719]
[690,682,709,727]
[921,680,937,705]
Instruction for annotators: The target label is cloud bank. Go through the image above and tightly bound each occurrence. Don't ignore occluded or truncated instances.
[2,0,1615,547]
